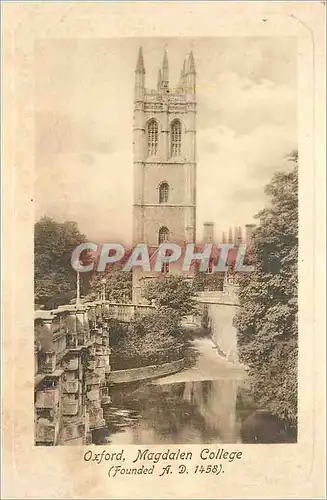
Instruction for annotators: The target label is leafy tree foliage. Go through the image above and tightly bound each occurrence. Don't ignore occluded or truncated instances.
[192,266,224,292]
[134,306,183,340]
[35,216,90,308]
[142,275,198,318]
[108,276,197,369]
[87,265,132,303]
[111,275,200,369]
[235,156,298,426]
[109,308,184,370]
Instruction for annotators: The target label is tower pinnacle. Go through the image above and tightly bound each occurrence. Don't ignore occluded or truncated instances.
[188,51,196,74]
[135,47,145,73]
[157,68,162,90]
[162,49,169,83]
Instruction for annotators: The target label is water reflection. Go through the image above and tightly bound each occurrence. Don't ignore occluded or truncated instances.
[101,379,296,445]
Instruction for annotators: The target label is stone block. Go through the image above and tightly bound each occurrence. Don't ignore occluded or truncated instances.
[38,352,56,373]
[62,398,79,416]
[35,389,59,409]
[85,373,101,386]
[35,420,59,444]
[87,359,96,370]
[63,380,79,394]
[88,347,96,356]
[63,358,79,371]
[86,388,100,402]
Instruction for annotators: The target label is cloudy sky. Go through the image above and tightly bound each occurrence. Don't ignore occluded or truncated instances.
[35,37,297,244]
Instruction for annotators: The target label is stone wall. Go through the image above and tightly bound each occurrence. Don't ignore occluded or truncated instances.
[196,283,240,363]
[208,303,239,362]
[107,358,186,385]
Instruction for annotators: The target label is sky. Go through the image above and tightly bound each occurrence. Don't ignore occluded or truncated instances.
[35,37,297,244]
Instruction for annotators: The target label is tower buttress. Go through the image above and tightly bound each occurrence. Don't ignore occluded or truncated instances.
[183,52,197,244]
[133,47,146,244]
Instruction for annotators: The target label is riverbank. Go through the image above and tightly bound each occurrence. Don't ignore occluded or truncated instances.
[153,337,247,385]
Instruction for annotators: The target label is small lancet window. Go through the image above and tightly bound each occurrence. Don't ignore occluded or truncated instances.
[159,182,169,203]
[148,120,158,156]
[171,120,182,156]
[158,226,169,245]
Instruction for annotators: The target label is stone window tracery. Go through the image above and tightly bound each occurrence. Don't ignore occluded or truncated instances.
[159,182,169,203]
[171,120,182,156]
[147,119,158,156]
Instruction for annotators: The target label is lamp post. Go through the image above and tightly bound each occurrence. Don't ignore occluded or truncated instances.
[76,270,81,308]
[73,258,82,308]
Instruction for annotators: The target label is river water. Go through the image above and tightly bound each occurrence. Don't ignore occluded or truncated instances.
[94,316,296,446]
[98,372,296,445]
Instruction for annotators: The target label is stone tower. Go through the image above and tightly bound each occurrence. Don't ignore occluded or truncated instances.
[132,47,197,302]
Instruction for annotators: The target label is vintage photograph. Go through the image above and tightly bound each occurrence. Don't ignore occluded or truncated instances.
[34,37,298,447]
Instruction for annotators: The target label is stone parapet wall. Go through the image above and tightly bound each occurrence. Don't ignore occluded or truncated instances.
[34,300,159,446]
[196,287,239,306]
[34,301,111,445]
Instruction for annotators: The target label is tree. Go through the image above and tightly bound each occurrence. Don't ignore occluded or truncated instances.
[142,275,198,318]
[34,216,91,308]
[87,265,132,303]
[192,265,224,292]
[110,309,183,369]
[235,155,298,427]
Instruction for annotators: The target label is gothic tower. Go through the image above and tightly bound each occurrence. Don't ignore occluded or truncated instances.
[132,47,197,302]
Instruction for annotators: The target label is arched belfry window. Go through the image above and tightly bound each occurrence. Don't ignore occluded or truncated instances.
[171,120,182,156]
[147,119,158,156]
[158,226,169,245]
[159,182,169,203]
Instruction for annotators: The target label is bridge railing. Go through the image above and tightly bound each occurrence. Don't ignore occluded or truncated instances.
[196,285,239,306]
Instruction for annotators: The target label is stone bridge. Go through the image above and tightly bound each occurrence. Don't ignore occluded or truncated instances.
[34,301,154,446]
